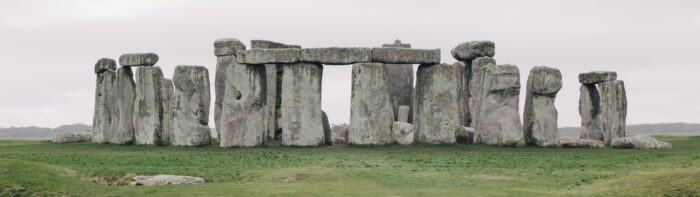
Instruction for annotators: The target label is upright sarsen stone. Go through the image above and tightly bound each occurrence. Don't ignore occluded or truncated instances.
[214,38,246,138]
[523,66,562,147]
[134,66,165,145]
[600,80,627,145]
[414,63,460,144]
[579,84,603,141]
[349,63,395,145]
[219,63,267,147]
[161,78,174,145]
[468,57,496,127]
[474,64,522,146]
[109,67,136,144]
[280,63,324,146]
[172,65,211,147]
[93,58,117,143]
[381,40,414,123]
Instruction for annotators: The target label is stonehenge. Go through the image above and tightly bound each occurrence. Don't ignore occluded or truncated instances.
[171,65,211,147]
[577,71,627,145]
[523,66,563,147]
[349,63,395,145]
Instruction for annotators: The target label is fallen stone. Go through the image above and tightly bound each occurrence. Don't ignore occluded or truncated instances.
[131,175,205,186]
[451,41,495,61]
[380,41,414,123]
[119,53,159,67]
[391,122,414,145]
[558,139,604,148]
[299,47,371,65]
[397,106,410,123]
[161,78,174,145]
[133,66,165,145]
[611,135,671,149]
[218,63,267,147]
[473,64,522,146]
[94,58,117,74]
[455,126,475,144]
[214,38,247,57]
[236,48,300,64]
[382,39,411,48]
[322,111,332,145]
[349,63,395,145]
[171,65,211,147]
[93,64,116,143]
[214,38,246,133]
[371,47,440,64]
[600,80,627,145]
[414,63,460,144]
[279,63,324,146]
[579,84,604,141]
[523,66,562,147]
[468,57,497,127]
[109,67,136,145]
[578,71,616,84]
[251,40,301,49]
[53,132,93,143]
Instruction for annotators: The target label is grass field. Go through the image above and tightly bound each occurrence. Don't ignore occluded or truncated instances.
[0,136,699,196]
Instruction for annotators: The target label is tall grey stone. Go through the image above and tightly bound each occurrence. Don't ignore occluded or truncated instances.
[381,40,414,123]
[468,57,496,128]
[452,41,497,127]
[322,111,332,145]
[349,63,395,145]
[161,78,174,145]
[119,53,159,67]
[214,38,246,138]
[171,65,211,147]
[611,135,670,149]
[523,66,562,147]
[414,63,460,144]
[579,84,604,141]
[134,66,165,145]
[473,64,522,146]
[451,41,495,61]
[93,58,116,143]
[219,63,267,147]
[280,63,324,146]
[600,80,627,145]
[109,67,136,144]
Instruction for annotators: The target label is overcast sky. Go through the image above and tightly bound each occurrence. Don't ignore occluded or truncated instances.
[0,0,699,128]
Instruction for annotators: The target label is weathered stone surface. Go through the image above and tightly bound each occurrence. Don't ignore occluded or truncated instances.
[371,48,440,64]
[398,106,410,123]
[333,126,349,145]
[382,39,411,48]
[219,63,267,147]
[523,66,562,147]
[322,111,332,145]
[391,122,414,145]
[53,132,93,143]
[579,84,604,141]
[214,38,247,56]
[93,68,116,143]
[600,80,627,145]
[119,53,159,67]
[473,64,522,146]
[381,41,414,123]
[171,65,211,147]
[109,67,136,144]
[414,63,460,144]
[611,135,672,149]
[251,40,301,49]
[558,139,604,148]
[579,71,616,84]
[456,126,475,144]
[280,63,324,146]
[133,67,164,145]
[161,78,174,145]
[300,47,371,65]
[451,41,495,61]
[468,57,497,127]
[236,49,300,64]
[349,63,395,145]
[95,58,117,74]
[131,175,205,186]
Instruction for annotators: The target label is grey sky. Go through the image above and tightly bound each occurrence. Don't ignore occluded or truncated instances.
[1,0,698,128]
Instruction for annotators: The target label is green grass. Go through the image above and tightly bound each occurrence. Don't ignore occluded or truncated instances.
[1,136,699,196]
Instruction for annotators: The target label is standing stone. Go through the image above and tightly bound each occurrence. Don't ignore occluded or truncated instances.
[214,38,246,139]
[133,66,165,145]
[161,78,174,145]
[523,66,562,147]
[219,62,267,147]
[93,58,116,143]
[109,67,136,144]
[397,106,410,123]
[473,64,522,146]
[382,40,414,123]
[414,63,460,144]
[579,84,604,141]
[171,65,211,147]
[349,63,395,145]
[468,57,497,127]
[280,63,324,146]
[322,111,332,145]
[600,80,627,145]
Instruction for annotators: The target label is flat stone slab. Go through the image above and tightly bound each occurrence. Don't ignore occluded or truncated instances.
[558,139,604,148]
[236,49,300,64]
[131,175,205,186]
[578,71,617,84]
[95,58,116,74]
[300,47,371,65]
[611,135,672,149]
[451,41,495,61]
[251,40,301,49]
[53,132,93,143]
[214,38,247,56]
[371,47,440,64]
[119,53,159,67]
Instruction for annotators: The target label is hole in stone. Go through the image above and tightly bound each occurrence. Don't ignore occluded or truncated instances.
[235,90,242,100]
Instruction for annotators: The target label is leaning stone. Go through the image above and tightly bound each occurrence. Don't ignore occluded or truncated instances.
[236,49,300,64]
[611,135,672,149]
[161,78,174,145]
[579,71,616,84]
[397,106,410,123]
[299,47,371,65]
[414,63,460,144]
[53,132,93,143]
[322,111,332,145]
[280,63,324,146]
[93,66,116,143]
[523,66,562,147]
[171,65,211,147]
[558,139,604,148]
[109,67,136,145]
[455,126,475,144]
[251,40,301,49]
[391,122,414,145]
[349,63,395,145]
[95,58,117,74]
[473,64,522,146]
[371,48,440,64]
[600,80,627,145]
[133,67,165,145]
[214,38,247,56]
[468,57,497,127]
[579,84,604,141]
[380,41,414,123]
[451,41,495,61]
[131,175,205,186]
[219,63,267,147]
[119,53,159,67]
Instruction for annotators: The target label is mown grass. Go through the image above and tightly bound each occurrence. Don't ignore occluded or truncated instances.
[0,136,698,196]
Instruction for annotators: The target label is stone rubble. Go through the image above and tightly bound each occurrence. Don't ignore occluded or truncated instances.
[558,139,605,148]
[131,175,205,186]
[53,132,94,143]
[300,47,372,65]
